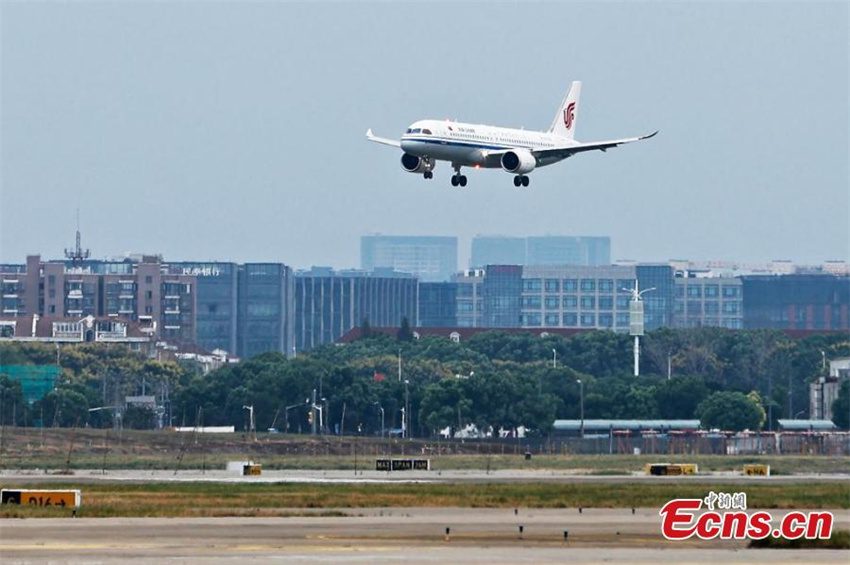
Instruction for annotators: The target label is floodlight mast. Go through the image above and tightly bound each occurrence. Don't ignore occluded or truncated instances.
[622,281,655,377]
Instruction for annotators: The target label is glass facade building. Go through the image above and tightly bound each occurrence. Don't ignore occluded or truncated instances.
[470,236,611,268]
[361,236,458,282]
[636,264,675,331]
[418,282,457,327]
[526,236,611,266]
[237,263,294,359]
[295,268,418,351]
[470,237,526,267]
[742,275,850,330]
[167,262,239,353]
[482,265,523,327]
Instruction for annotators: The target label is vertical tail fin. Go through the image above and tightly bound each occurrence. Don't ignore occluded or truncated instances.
[548,81,581,139]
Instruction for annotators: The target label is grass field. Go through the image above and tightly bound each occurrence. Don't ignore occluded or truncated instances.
[1,481,847,518]
[1,427,849,475]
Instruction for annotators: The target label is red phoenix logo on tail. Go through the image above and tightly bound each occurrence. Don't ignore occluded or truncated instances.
[563,101,576,130]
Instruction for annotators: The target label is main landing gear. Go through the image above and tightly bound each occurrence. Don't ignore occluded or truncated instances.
[423,171,433,179]
[451,174,468,187]
[451,165,467,187]
[513,175,530,187]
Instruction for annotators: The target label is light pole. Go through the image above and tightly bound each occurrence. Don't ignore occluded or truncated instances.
[242,405,255,440]
[284,403,301,434]
[552,349,557,369]
[398,348,402,382]
[822,350,827,373]
[374,401,384,438]
[404,379,410,440]
[622,281,655,377]
[576,379,584,439]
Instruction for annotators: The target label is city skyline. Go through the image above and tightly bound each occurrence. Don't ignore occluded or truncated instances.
[1,3,847,268]
[2,227,847,273]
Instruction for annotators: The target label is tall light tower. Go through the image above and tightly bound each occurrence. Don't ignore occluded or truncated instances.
[622,281,655,377]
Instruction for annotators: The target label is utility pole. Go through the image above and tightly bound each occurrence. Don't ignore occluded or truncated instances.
[404,379,410,440]
[374,401,384,438]
[398,349,402,382]
[310,389,317,435]
[576,379,584,439]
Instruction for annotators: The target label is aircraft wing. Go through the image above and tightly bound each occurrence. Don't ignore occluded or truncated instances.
[532,130,658,160]
[366,128,401,148]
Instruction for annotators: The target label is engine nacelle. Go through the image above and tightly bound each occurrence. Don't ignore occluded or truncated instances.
[400,153,434,174]
[500,150,536,175]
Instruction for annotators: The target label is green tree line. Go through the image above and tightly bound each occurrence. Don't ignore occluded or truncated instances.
[1,328,848,434]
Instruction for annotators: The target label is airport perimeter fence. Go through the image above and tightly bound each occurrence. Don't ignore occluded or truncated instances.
[419,432,850,457]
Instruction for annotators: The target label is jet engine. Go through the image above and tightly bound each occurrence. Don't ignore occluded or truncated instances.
[500,150,536,175]
[400,153,434,173]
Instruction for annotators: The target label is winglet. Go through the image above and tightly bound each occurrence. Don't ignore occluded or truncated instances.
[365,128,402,148]
[642,130,659,140]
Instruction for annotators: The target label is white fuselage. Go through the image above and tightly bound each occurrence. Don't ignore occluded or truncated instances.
[399,120,577,168]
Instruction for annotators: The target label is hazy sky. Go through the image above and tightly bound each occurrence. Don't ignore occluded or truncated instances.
[1,2,847,269]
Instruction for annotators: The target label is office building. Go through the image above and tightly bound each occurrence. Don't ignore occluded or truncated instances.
[418,282,457,327]
[673,274,744,329]
[237,263,295,359]
[742,275,850,331]
[453,263,673,332]
[295,268,417,351]
[361,235,457,282]
[166,262,239,354]
[470,237,526,267]
[518,265,637,330]
[470,235,611,268]
[455,269,485,328]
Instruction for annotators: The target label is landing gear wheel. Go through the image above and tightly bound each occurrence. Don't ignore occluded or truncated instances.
[458,175,467,187]
[521,176,530,187]
[451,175,459,187]
[423,171,433,179]
[513,176,521,187]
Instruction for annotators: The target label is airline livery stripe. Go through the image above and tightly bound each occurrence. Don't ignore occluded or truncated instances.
[403,137,530,151]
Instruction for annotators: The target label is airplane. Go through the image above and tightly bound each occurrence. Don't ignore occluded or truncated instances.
[366,81,657,187]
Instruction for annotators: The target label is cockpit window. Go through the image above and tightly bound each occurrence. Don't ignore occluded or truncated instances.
[406,128,413,134]
[422,129,432,135]
[411,128,421,134]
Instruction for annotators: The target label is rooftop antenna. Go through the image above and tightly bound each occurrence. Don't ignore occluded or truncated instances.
[64,208,90,267]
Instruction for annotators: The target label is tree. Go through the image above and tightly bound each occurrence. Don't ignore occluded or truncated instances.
[34,387,89,428]
[696,391,763,431]
[123,405,156,429]
[0,376,27,426]
[360,318,372,338]
[397,317,414,342]
[655,377,710,419]
[832,380,850,430]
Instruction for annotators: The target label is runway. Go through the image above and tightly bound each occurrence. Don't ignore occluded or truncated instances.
[2,508,848,564]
